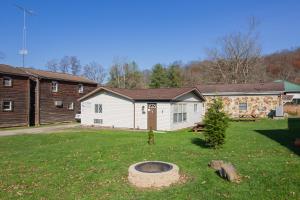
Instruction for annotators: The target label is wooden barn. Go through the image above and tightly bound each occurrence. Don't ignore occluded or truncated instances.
[0,64,97,128]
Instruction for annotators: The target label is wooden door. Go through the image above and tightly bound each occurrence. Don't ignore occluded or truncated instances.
[147,103,157,130]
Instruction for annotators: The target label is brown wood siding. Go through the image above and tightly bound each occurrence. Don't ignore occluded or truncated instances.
[0,74,29,127]
[39,79,96,124]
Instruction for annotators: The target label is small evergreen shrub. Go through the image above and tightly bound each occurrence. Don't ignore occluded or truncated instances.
[203,98,229,148]
[148,128,155,145]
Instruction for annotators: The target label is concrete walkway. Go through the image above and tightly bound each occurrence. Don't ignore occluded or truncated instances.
[0,124,79,137]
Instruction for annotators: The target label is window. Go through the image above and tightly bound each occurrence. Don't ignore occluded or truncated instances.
[292,99,300,105]
[239,103,247,111]
[54,100,63,108]
[194,104,198,112]
[94,119,103,124]
[52,81,58,92]
[3,77,12,87]
[173,104,187,123]
[95,104,102,113]
[78,84,83,93]
[2,101,13,111]
[68,102,74,110]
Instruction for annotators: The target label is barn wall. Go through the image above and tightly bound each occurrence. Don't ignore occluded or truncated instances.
[0,74,29,127]
[39,79,96,124]
[80,91,134,128]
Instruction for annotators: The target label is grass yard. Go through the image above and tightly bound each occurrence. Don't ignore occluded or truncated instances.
[0,119,299,200]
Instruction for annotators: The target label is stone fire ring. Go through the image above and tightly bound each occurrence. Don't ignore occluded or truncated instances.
[128,161,180,188]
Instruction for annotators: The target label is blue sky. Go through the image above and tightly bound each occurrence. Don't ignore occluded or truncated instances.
[0,0,300,71]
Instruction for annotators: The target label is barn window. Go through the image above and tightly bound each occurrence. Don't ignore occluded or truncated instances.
[78,84,83,93]
[52,81,58,92]
[173,104,187,123]
[95,104,102,113]
[239,103,247,111]
[3,77,12,87]
[2,101,13,111]
[94,119,103,124]
[68,102,74,110]
[194,104,198,112]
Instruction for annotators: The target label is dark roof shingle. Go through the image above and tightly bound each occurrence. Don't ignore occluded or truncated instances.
[196,82,284,93]
[0,64,29,76]
[1,64,97,84]
[79,87,204,101]
[22,68,97,84]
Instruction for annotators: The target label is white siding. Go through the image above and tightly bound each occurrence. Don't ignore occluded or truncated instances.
[288,92,300,99]
[134,102,171,131]
[170,93,204,131]
[134,102,147,129]
[80,90,204,131]
[156,103,171,131]
[81,91,134,128]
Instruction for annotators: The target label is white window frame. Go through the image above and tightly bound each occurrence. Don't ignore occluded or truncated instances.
[78,84,84,93]
[95,104,102,113]
[52,81,58,92]
[173,104,187,123]
[194,103,198,112]
[68,102,74,110]
[2,100,13,111]
[3,77,12,87]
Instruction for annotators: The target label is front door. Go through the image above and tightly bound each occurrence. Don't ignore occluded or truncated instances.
[147,103,157,130]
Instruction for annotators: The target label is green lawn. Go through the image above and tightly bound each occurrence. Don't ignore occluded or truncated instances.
[0,119,299,200]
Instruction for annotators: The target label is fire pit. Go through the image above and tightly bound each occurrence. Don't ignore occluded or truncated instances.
[128,161,180,188]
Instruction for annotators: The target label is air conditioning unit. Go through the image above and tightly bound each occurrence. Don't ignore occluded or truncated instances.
[54,100,63,107]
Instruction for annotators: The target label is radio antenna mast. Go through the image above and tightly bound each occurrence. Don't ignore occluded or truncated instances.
[15,4,35,67]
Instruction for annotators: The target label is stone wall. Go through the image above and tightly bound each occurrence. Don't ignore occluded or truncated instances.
[204,95,282,118]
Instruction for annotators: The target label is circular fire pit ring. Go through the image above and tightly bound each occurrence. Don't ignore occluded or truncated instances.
[128,161,180,188]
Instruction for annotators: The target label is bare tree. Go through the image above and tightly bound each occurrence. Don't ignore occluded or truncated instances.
[46,59,59,72]
[69,56,81,75]
[83,62,106,84]
[59,56,70,73]
[108,57,127,88]
[264,48,300,81]
[206,18,264,84]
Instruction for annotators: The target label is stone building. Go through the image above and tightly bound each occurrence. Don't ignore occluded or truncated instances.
[197,82,285,118]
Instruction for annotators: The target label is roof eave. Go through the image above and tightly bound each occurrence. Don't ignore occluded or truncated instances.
[172,88,206,101]
[78,87,134,102]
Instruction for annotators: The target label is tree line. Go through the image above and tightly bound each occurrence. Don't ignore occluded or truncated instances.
[45,19,300,87]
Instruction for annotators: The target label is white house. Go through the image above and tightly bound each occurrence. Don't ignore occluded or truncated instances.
[78,87,206,131]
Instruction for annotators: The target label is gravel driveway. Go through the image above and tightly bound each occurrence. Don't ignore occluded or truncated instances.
[0,124,80,137]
